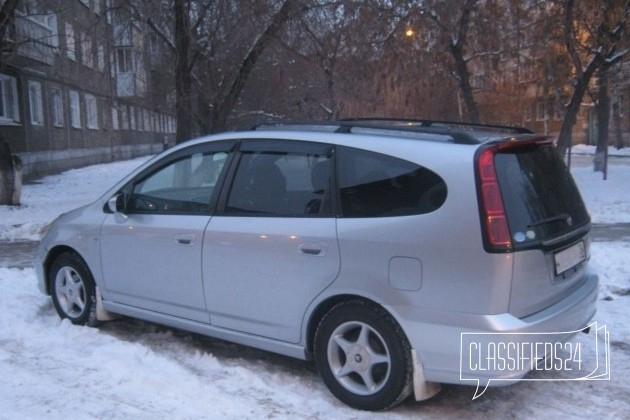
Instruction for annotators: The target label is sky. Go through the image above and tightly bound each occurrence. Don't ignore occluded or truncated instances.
[0,145,628,418]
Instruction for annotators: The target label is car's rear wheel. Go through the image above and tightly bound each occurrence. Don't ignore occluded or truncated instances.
[49,252,98,326]
[314,300,412,410]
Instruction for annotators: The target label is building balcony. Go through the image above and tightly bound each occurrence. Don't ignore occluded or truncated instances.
[4,12,56,67]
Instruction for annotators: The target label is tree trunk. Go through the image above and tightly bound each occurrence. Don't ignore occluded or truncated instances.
[174,0,193,144]
[0,136,21,206]
[0,0,21,51]
[452,46,480,123]
[556,56,602,158]
[449,0,480,124]
[593,68,610,172]
[612,98,623,150]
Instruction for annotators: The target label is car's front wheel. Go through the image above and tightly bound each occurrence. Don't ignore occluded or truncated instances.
[49,252,98,326]
[314,300,413,410]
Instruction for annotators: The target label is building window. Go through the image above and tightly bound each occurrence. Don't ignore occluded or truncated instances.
[79,0,89,8]
[130,105,136,130]
[50,88,64,127]
[45,14,59,49]
[137,107,144,131]
[112,105,119,130]
[81,32,93,68]
[85,94,98,129]
[97,45,105,71]
[28,81,44,125]
[105,0,112,24]
[0,74,20,123]
[65,23,76,61]
[116,48,134,73]
[94,0,102,15]
[143,109,150,132]
[120,104,129,130]
[69,90,81,128]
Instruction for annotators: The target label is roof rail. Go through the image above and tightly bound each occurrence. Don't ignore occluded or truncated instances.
[251,118,534,145]
[338,117,534,135]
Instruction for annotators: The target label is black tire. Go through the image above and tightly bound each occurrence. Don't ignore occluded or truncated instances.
[314,300,413,411]
[48,252,98,327]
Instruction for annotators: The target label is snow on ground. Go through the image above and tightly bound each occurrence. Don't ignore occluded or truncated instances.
[0,156,151,241]
[0,147,628,418]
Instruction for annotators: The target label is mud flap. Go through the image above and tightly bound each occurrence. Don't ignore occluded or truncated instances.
[412,349,441,401]
[96,286,119,321]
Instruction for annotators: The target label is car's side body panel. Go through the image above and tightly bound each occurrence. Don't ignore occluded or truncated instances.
[203,216,340,343]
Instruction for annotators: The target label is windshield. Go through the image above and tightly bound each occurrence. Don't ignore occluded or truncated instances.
[495,144,589,250]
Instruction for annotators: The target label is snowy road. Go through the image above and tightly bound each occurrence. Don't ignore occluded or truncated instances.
[1,147,629,418]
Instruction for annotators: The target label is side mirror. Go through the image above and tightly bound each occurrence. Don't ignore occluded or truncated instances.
[107,194,127,221]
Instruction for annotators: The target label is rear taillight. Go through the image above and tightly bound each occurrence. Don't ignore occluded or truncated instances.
[476,146,512,252]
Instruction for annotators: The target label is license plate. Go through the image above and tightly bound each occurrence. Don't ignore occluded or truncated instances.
[554,241,586,275]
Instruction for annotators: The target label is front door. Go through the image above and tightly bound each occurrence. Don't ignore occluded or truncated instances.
[100,145,232,322]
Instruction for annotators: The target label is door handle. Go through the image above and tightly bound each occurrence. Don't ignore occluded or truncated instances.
[298,243,327,256]
[175,234,196,245]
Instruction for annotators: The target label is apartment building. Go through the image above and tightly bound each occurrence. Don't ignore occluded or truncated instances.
[0,0,176,178]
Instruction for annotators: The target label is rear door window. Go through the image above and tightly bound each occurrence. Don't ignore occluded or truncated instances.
[495,144,589,249]
[224,140,333,216]
[338,147,447,217]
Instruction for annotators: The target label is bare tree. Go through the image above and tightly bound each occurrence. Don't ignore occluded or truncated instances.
[555,0,628,158]
[133,0,296,140]
[421,0,481,123]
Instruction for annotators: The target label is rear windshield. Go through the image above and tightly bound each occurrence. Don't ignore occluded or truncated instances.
[495,144,589,249]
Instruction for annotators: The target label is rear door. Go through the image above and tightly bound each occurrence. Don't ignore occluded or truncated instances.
[203,140,340,343]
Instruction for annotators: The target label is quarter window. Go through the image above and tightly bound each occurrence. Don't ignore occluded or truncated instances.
[338,147,447,217]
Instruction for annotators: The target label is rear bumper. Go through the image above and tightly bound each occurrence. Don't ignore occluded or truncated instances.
[396,267,598,386]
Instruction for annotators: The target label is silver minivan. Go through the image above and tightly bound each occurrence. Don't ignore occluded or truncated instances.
[35,119,598,410]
